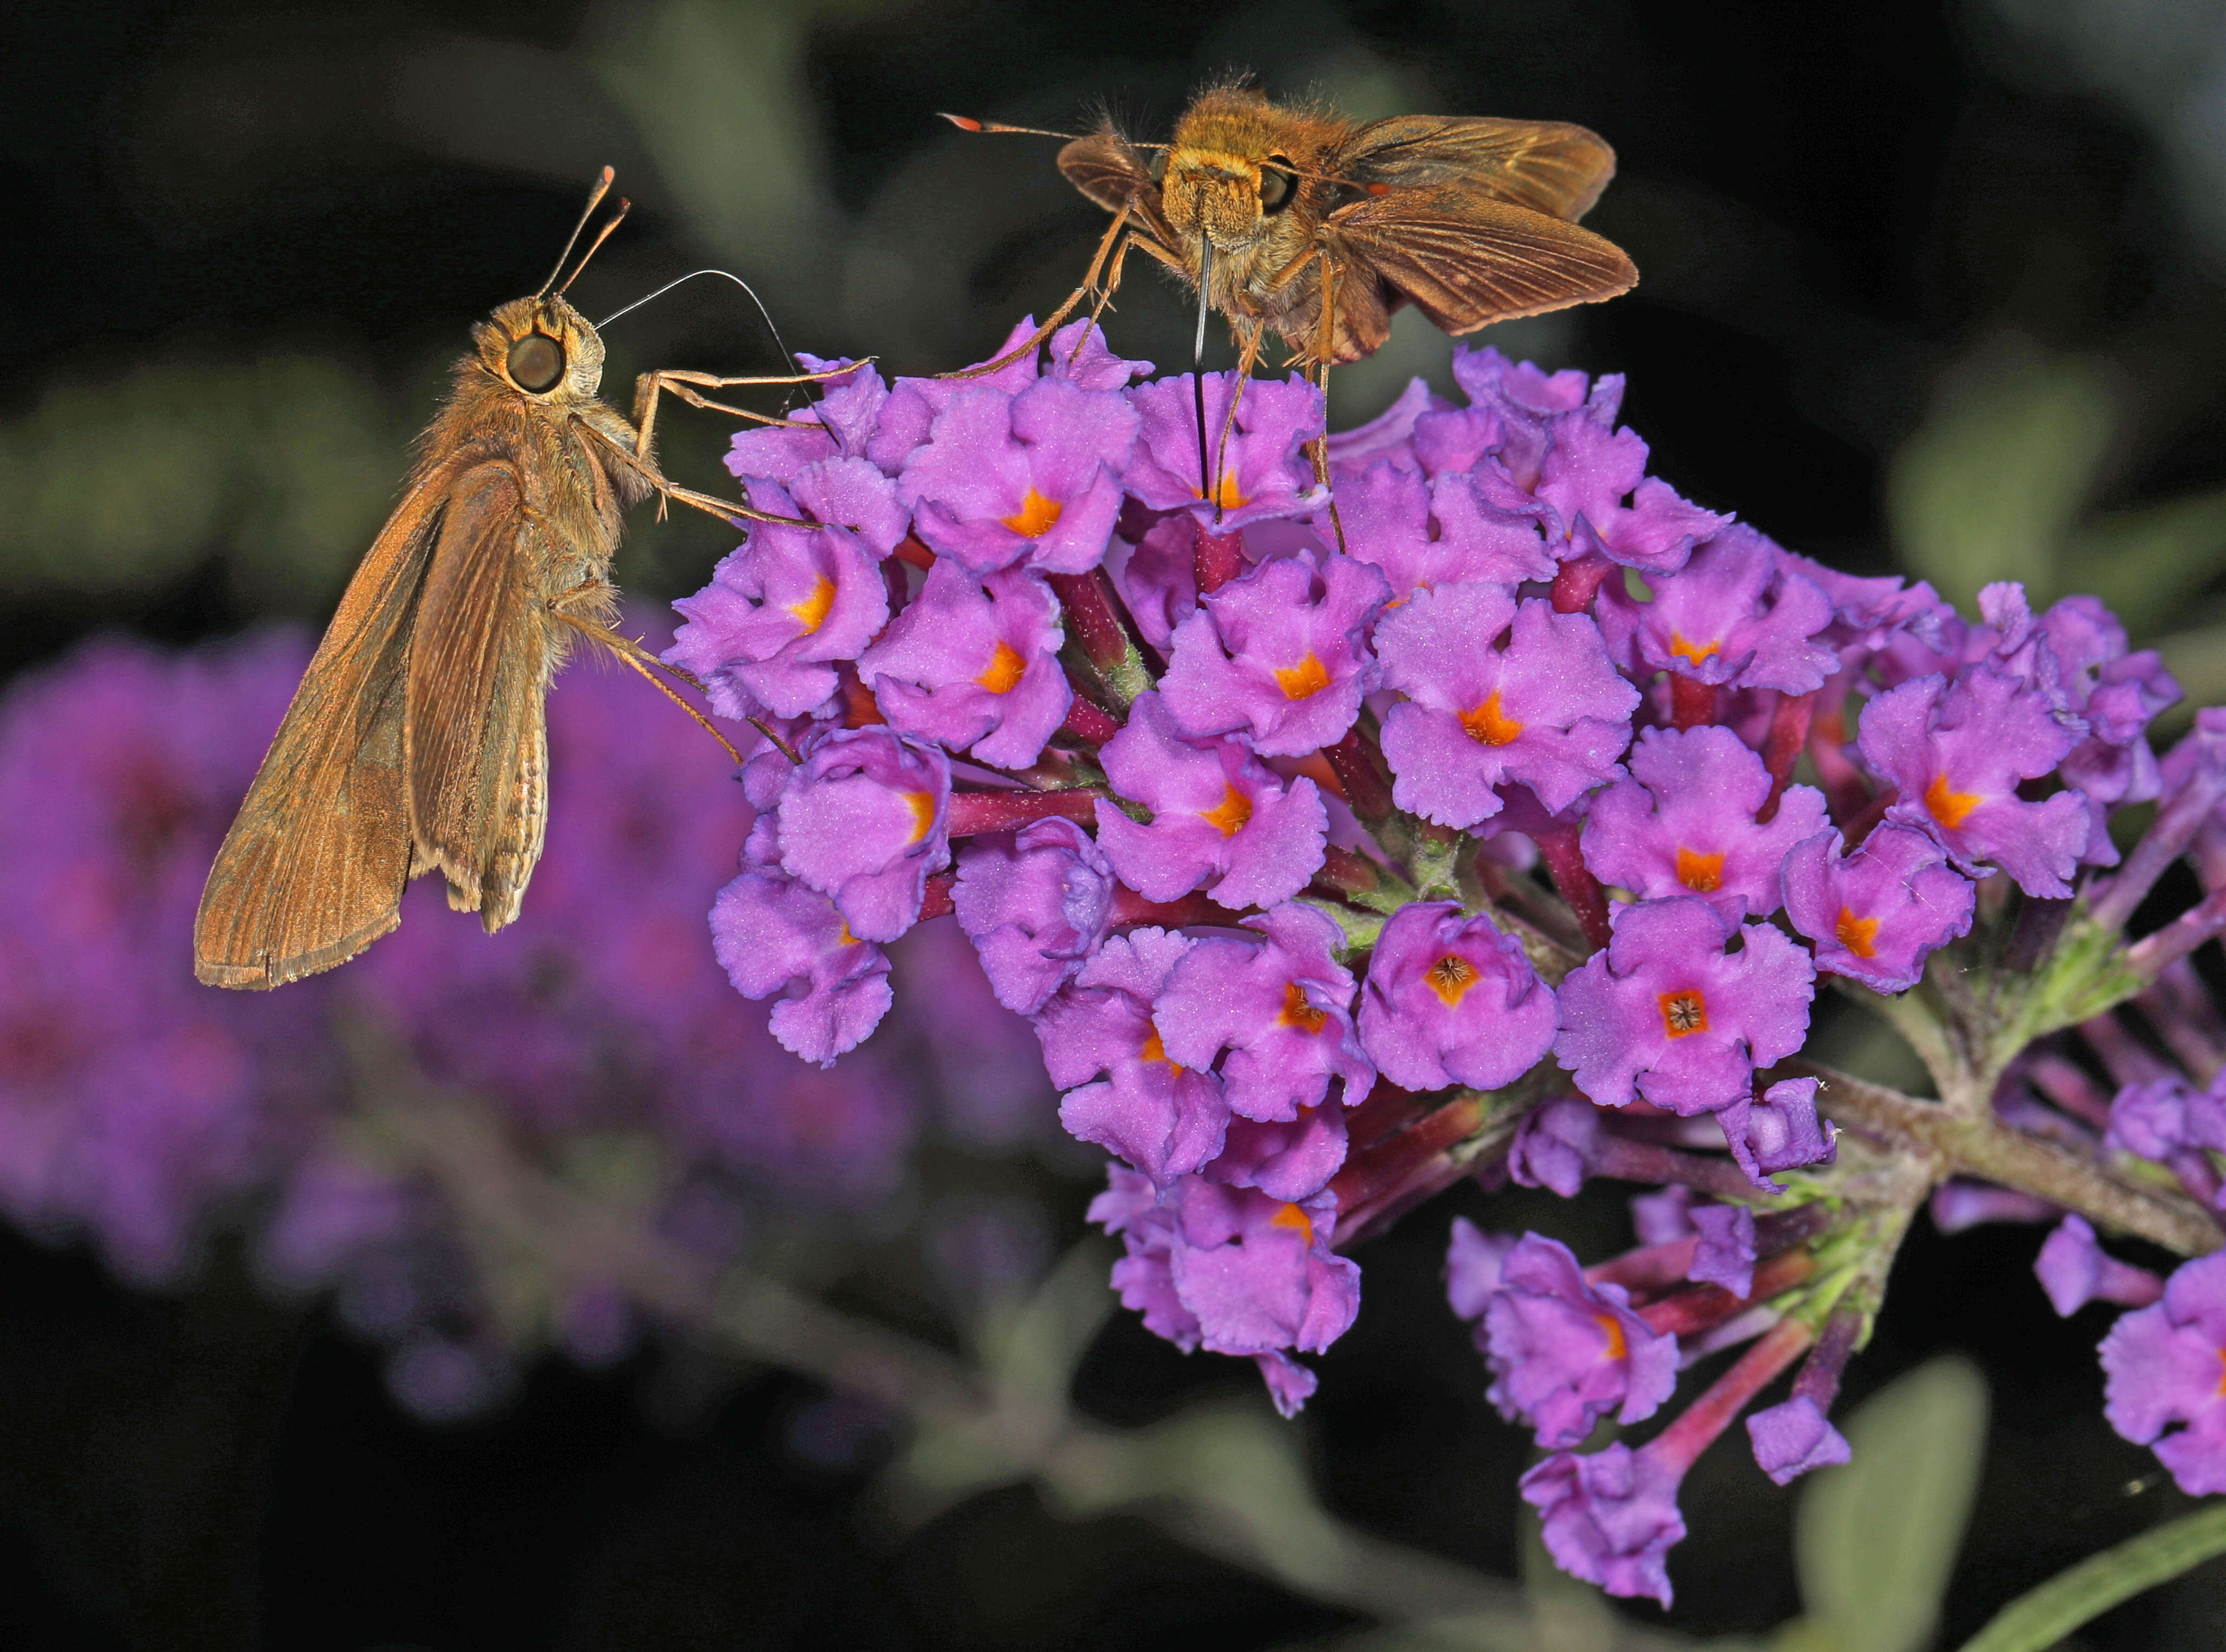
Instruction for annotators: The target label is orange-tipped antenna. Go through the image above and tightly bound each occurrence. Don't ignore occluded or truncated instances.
[554,198,630,298]
[537,167,618,298]
[939,113,1082,141]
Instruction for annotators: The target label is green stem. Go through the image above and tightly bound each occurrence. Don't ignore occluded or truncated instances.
[1953,1502,2226,1652]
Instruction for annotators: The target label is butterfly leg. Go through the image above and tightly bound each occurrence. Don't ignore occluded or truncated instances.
[1208,318,1267,502]
[1310,246,1347,554]
[544,589,745,766]
[631,360,865,464]
[944,201,1157,380]
[578,423,822,532]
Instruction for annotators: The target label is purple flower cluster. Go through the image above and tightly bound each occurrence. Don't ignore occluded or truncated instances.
[0,618,1045,1416]
[671,321,2202,1456]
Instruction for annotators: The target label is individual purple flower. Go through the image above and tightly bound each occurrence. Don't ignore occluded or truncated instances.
[664,460,901,720]
[1445,1215,1519,1318]
[952,819,1117,1016]
[1090,1167,1359,1414]
[1124,370,1329,529]
[898,375,1138,576]
[1153,903,1374,1129]
[1478,1233,1679,1448]
[1746,1398,1852,1485]
[1355,901,1557,1092]
[1204,1109,1353,1205]
[1859,666,2090,897]
[1581,725,1828,919]
[772,728,950,943]
[1331,461,1553,604]
[866,316,1045,473]
[1376,584,1639,828]
[1779,551,1953,663]
[725,355,892,485]
[1159,548,1388,757]
[2035,1214,2165,1316]
[1506,1096,1607,1197]
[1595,525,1838,692]
[858,561,1070,767]
[709,868,894,1066]
[1781,822,1977,993]
[1554,897,1815,1117]
[1112,509,1198,650]
[1717,1077,1836,1193]
[1688,1203,1756,1297]
[1535,391,1730,575]
[2105,1077,2226,1161]
[1631,1184,1700,1245]
[1091,693,1327,910]
[1443,346,1594,490]
[2100,1250,2226,1495]
[1931,1180,2061,1232]
[1035,927,1228,1184]
[1520,1444,1685,1607]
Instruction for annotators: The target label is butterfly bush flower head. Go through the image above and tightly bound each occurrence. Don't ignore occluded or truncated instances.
[1582,725,1828,918]
[647,317,2226,1561]
[1376,584,1639,827]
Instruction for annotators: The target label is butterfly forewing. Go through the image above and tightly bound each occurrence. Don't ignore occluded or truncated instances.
[1339,117,1619,221]
[1326,188,1638,338]
[192,479,443,988]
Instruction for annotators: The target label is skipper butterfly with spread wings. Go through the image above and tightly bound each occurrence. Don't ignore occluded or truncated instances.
[949,83,1636,378]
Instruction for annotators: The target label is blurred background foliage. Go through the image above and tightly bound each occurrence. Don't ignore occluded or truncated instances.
[8,0,2226,1647]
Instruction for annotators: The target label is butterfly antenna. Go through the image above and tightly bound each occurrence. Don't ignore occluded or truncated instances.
[1194,240,1214,509]
[595,269,802,381]
[537,167,617,298]
[939,113,1082,140]
[554,198,630,298]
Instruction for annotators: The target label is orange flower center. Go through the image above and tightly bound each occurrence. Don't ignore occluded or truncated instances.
[1669,632,1721,667]
[1835,906,1881,959]
[1000,488,1063,537]
[786,575,837,635]
[1595,1312,1629,1361]
[1278,981,1328,1034]
[1659,989,1709,1038]
[1200,784,1253,838]
[835,921,860,947]
[903,791,937,844]
[1924,771,1981,830]
[976,641,1026,694]
[1274,651,1332,700]
[1139,1027,1182,1074]
[1270,1202,1316,1245]
[1195,470,1247,511]
[1459,690,1524,747]
[1425,953,1479,1008]
[1675,847,1726,892]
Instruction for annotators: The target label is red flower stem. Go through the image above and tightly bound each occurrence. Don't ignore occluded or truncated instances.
[1108,886,1226,928]
[892,534,936,571]
[1058,696,1121,747]
[918,871,957,923]
[945,788,1106,836]
[840,667,886,728]
[882,558,911,617]
[1638,1247,1817,1340]
[1808,707,1871,825]
[1585,1133,1760,1199]
[1326,1092,1484,1217]
[1311,844,1382,900]
[1551,552,1616,614]
[1670,673,1717,730]
[1586,1236,1700,1296]
[1533,822,1613,952]
[1757,689,1817,822]
[1341,1078,1428,1153]
[1839,785,1898,850]
[1046,569,1151,707]
[1321,727,1397,823]
[1194,518,1246,593]
[1649,1317,1815,1477]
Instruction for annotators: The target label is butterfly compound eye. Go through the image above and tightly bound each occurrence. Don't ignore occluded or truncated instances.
[1258,165,1295,213]
[506,334,565,393]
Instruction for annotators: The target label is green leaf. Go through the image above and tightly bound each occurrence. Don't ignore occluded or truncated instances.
[1888,351,2117,611]
[2070,489,2226,641]
[1795,1356,1990,1652]
[1951,1499,2226,1652]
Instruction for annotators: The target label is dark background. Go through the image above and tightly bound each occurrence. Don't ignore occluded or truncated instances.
[5,0,2226,1647]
